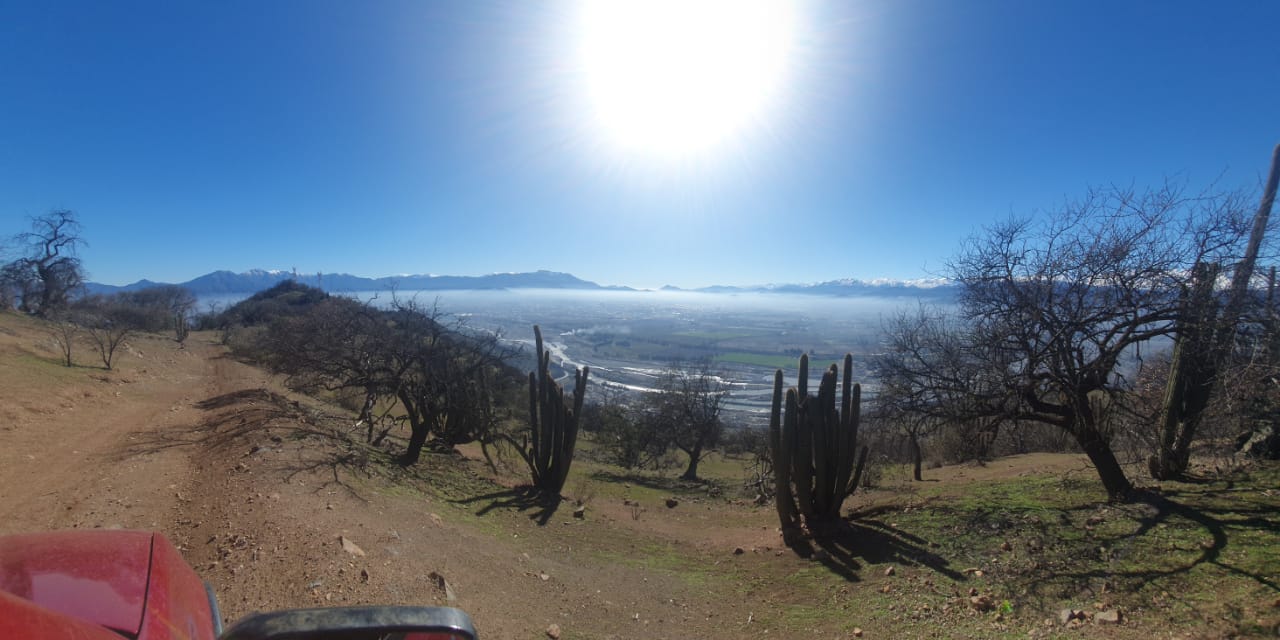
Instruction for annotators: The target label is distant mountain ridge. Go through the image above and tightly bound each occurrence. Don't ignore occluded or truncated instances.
[663,277,956,299]
[85,270,634,296]
[85,269,956,299]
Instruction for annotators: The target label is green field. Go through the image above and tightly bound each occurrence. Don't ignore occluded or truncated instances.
[672,330,754,341]
[713,351,799,369]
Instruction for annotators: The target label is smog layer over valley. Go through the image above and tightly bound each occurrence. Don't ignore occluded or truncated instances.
[204,288,941,424]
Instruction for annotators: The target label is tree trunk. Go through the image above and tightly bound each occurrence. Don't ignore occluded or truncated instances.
[680,442,704,481]
[402,424,428,465]
[360,389,377,443]
[1075,426,1132,501]
[909,432,923,481]
[1156,143,1280,479]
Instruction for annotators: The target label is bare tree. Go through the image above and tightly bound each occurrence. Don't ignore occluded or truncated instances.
[883,184,1250,500]
[584,385,673,470]
[2,210,87,316]
[78,295,147,370]
[46,316,80,367]
[258,296,395,441]
[1153,144,1280,478]
[382,299,517,465]
[117,285,198,343]
[876,306,1008,471]
[646,362,729,481]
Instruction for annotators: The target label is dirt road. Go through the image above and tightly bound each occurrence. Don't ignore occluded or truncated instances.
[0,322,749,639]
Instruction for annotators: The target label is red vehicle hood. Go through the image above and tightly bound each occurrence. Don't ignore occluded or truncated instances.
[0,529,153,637]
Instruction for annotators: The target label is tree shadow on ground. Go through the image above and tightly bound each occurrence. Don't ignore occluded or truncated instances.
[451,486,562,526]
[1066,489,1280,592]
[111,387,371,498]
[785,509,968,584]
[589,469,721,495]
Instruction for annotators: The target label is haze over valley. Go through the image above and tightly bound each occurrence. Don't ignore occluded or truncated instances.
[182,273,951,424]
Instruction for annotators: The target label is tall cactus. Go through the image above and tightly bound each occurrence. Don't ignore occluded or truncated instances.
[770,353,868,541]
[526,325,589,496]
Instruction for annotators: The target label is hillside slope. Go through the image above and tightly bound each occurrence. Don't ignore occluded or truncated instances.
[2,311,1276,639]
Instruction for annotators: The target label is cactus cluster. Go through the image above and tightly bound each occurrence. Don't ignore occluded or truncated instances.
[527,325,589,496]
[769,353,868,540]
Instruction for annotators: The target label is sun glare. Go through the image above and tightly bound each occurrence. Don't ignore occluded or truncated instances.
[576,0,799,160]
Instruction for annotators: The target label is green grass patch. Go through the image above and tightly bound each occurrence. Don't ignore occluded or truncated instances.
[713,352,797,369]
[672,331,753,341]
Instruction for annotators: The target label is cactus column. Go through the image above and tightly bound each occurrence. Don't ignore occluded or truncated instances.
[769,353,868,541]
[527,325,589,496]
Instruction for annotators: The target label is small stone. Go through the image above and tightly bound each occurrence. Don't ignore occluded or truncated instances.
[428,571,456,603]
[884,566,895,577]
[360,569,370,583]
[326,503,334,510]
[1058,609,1075,625]
[973,570,984,578]
[733,547,745,555]
[539,573,550,581]
[969,595,994,612]
[665,498,679,508]
[1094,609,1121,625]
[968,587,978,597]
[1000,541,1011,552]
[339,536,365,557]
[852,628,863,637]
[573,505,586,519]
[429,513,443,527]
[546,623,562,639]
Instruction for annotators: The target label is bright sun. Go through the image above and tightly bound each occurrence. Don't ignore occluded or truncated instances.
[576,0,799,160]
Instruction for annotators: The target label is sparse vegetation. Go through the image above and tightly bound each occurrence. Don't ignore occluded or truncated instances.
[0,209,86,317]
[513,325,589,497]
[4,278,1280,638]
[770,353,869,542]
[878,183,1263,501]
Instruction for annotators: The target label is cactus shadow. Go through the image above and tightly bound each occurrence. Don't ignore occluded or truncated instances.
[789,518,965,583]
[453,486,562,526]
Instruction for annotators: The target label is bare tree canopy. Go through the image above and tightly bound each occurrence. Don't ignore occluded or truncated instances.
[2,209,87,316]
[645,362,729,481]
[250,289,521,466]
[880,183,1256,500]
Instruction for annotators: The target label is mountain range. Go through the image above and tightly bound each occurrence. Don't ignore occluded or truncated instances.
[86,269,956,299]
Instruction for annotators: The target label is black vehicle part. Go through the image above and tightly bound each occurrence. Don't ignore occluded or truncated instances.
[218,606,477,640]
[204,581,224,637]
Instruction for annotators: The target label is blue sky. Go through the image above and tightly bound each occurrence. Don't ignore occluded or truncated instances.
[1,0,1277,289]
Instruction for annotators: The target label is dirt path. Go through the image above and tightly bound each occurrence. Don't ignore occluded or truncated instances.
[0,323,744,638]
[0,329,212,534]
